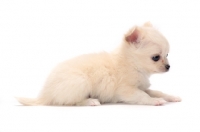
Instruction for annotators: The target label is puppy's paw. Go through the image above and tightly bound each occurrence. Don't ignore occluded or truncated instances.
[150,98,167,106]
[164,96,182,102]
[86,98,101,106]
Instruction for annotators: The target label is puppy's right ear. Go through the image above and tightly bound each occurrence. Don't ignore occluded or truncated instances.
[143,22,153,27]
[125,27,140,43]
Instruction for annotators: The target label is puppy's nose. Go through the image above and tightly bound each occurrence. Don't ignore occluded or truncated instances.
[165,64,170,70]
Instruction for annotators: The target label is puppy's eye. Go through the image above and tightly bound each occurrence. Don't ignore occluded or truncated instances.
[166,54,168,57]
[152,55,160,62]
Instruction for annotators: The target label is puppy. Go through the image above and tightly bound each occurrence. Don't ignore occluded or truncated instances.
[17,22,181,106]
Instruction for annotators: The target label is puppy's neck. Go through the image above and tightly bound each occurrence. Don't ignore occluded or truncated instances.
[111,45,151,78]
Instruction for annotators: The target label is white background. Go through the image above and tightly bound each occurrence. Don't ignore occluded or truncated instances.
[0,0,200,132]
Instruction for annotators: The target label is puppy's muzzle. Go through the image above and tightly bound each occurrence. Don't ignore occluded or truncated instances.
[165,64,170,70]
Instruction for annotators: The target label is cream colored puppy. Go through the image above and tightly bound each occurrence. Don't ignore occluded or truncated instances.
[17,22,181,106]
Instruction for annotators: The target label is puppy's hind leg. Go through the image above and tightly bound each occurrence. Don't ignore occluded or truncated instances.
[38,73,93,106]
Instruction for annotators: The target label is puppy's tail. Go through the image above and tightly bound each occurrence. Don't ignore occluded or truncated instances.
[16,97,44,106]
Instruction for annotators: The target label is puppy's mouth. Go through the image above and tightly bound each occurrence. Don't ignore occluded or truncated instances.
[154,67,170,73]
[161,68,170,73]
[165,69,170,72]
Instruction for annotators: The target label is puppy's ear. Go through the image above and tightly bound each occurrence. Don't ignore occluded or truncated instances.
[125,27,140,44]
[143,22,153,27]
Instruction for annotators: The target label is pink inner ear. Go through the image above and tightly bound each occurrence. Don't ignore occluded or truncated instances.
[125,29,138,43]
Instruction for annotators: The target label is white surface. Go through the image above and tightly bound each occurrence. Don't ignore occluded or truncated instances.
[0,103,198,132]
[0,0,200,132]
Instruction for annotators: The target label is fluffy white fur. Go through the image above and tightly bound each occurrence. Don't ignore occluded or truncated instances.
[17,22,181,106]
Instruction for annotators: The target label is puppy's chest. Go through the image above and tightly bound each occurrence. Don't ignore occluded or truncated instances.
[137,73,151,90]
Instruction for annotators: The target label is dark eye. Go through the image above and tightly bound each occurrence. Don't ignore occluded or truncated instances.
[166,54,168,57]
[152,55,160,62]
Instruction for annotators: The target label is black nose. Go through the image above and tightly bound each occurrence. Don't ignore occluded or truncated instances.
[165,64,170,70]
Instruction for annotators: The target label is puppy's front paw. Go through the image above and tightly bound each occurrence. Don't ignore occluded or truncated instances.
[150,98,167,106]
[164,96,182,102]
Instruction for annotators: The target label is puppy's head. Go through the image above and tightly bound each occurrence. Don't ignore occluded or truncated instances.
[124,22,170,74]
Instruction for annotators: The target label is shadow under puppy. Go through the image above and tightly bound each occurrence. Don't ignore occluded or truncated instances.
[17,22,181,106]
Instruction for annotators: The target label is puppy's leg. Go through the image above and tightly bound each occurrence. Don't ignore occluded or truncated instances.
[145,89,181,102]
[76,98,101,106]
[38,72,93,106]
[118,88,166,106]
